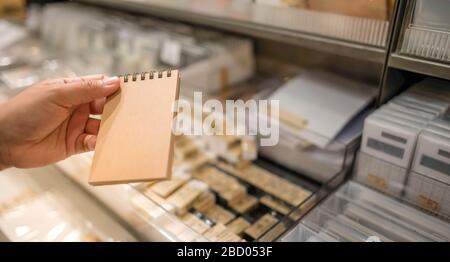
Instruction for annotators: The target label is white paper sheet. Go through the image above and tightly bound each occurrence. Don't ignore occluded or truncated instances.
[268,70,376,148]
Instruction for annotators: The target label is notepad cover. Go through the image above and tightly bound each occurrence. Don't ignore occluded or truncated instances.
[89,70,180,185]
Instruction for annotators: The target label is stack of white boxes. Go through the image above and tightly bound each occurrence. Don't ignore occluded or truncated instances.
[355,78,450,217]
[406,117,450,217]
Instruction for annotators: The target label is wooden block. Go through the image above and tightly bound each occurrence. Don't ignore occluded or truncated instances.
[244,214,278,240]
[167,180,208,215]
[213,136,240,155]
[216,162,310,206]
[260,195,291,215]
[220,185,247,206]
[279,108,307,131]
[229,195,258,214]
[215,229,242,242]
[193,166,224,184]
[194,166,247,205]
[279,188,311,207]
[241,136,258,161]
[257,223,287,242]
[175,140,198,160]
[142,188,176,213]
[203,223,227,240]
[203,205,236,225]
[193,191,216,213]
[204,224,241,242]
[184,153,209,171]
[227,217,251,236]
[222,145,242,164]
[150,172,190,198]
[180,213,211,234]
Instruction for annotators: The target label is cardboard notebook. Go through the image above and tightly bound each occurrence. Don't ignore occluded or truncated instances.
[89,70,180,185]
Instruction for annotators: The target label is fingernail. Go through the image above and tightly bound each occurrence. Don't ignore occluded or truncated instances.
[86,135,97,151]
[103,76,119,86]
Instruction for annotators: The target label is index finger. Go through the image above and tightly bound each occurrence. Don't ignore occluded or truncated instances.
[43,74,106,85]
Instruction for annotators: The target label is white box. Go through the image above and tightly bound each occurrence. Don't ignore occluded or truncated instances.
[389,98,442,116]
[405,172,450,217]
[361,114,423,168]
[430,118,450,131]
[426,125,450,139]
[412,131,450,183]
[354,151,407,196]
[398,93,450,114]
[386,103,436,120]
[376,107,430,126]
[182,39,255,94]
[371,111,426,129]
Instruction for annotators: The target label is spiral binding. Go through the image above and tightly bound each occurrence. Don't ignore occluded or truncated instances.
[120,69,173,82]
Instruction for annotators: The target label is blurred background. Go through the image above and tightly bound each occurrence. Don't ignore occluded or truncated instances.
[0,0,449,242]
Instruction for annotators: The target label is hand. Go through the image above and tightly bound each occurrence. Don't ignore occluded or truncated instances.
[0,75,120,170]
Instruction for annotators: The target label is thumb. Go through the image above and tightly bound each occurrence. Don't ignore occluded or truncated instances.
[52,76,120,107]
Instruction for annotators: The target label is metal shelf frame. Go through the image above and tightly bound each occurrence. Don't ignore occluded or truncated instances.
[389,53,450,81]
[378,0,450,105]
[388,0,450,81]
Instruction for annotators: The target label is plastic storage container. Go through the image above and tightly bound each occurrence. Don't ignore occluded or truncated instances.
[400,0,450,63]
[280,181,450,242]
[354,151,408,196]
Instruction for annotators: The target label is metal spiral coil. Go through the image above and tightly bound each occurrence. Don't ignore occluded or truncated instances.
[120,69,174,82]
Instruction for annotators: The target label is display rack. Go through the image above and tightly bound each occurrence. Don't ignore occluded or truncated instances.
[389,53,450,81]
[1,0,449,242]
[77,0,389,63]
[387,0,450,81]
[280,181,450,242]
[0,166,136,242]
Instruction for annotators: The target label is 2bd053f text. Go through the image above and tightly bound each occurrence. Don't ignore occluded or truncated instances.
[177,246,273,259]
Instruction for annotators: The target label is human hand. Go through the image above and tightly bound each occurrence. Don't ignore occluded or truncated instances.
[0,75,120,170]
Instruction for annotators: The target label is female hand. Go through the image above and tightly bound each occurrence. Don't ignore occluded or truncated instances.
[0,75,120,170]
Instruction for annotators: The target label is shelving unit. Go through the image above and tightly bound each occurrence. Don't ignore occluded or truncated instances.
[392,0,450,80]
[77,0,389,63]
[0,166,137,242]
[380,0,450,103]
[2,0,449,242]
[389,53,450,81]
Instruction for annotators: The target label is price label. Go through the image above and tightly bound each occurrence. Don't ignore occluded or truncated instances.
[417,195,440,211]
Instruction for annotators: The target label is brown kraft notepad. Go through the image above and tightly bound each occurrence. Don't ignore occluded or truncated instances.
[89,70,180,185]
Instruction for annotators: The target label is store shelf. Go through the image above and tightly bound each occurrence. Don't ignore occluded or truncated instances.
[280,181,450,242]
[77,0,387,64]
[389,53,450,80]
[55,154,206,242]
[0,166,136,241]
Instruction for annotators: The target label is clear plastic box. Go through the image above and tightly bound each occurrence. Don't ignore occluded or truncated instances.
[279,181,450,242]
[399,0,450,63]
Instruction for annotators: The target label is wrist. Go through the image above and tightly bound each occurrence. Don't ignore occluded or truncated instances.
[0,103,12,170]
